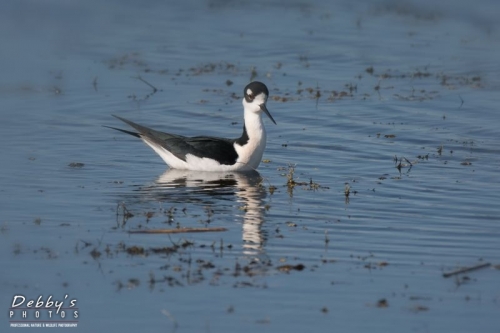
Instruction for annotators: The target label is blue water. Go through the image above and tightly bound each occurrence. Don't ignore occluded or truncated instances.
[1,0,500,332]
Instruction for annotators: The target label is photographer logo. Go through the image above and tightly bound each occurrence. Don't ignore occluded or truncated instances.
[8,294,79,328]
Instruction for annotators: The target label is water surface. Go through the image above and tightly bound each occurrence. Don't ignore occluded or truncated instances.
[1,0,499,332]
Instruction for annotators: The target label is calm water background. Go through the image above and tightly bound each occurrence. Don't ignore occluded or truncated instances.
[1,0,499,332]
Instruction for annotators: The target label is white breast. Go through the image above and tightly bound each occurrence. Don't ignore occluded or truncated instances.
[234,109,267,171]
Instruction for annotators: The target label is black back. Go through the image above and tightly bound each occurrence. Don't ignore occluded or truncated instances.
[109,115,250,166]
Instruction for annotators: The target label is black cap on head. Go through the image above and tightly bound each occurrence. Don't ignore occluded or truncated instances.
[243,81,276,125]
[244,81,269,103]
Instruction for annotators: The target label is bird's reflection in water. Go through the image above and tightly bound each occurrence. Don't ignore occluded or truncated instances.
[136,169,268,256]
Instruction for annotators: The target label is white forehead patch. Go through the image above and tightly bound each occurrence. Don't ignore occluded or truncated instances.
[246,88,252,96]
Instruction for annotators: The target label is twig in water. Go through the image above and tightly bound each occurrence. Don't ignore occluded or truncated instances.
[395,156,413,173]
[93,76,98,92]
[374,80,381,99]
[161,309,178,330]
[116,203,134,227]
[344,183,351,198]
[315,82,321,109]
[250,67,257,81]
[133,75,158,93]
[442,262,490,278]
[402,157,413,167]
[128,227,227,234]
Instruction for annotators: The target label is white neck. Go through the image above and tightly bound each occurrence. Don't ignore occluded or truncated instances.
[233,99,267,170]
[244,108,266,141]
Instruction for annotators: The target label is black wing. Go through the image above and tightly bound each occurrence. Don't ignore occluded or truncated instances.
[109,115,239,165]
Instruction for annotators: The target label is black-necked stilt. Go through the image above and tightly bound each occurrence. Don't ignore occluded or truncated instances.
[107,81,276,172]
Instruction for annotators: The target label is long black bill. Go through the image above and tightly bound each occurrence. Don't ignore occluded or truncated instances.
[260,104,277,125]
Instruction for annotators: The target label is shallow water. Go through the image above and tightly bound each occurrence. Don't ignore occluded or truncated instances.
[1,0,500,332]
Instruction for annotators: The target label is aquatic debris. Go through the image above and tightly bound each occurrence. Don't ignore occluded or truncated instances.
[188,62,237,76]
[150,245,179,255]
[268,185,277,194]
[92,76,98,92]
[90,248,101,259]
[250,67,258,81]
[161,309,179,329]
[276,264,305,273]
[344,183,350,198]
[410,305,429,312]
[105,52,148,70]
[442,262,490,278]
[129,75,161,101]
[126,246,145,256]
[394,156,414,172]
[344,183,357,203]
[68,162,84,168]
[127,278,140,289]
[145,211,154,222]
[128,227,227,234]
[417,154,429,160]
[136,75,159,92]
[308,178,325,190]
[255,317,271,324]
[278,164,328,194]
[0,223,8,233]
[376,299,388,308]
[286,163,297,188]
[148,271,156,289]
[52,86,62,95]
[116,203,134,226]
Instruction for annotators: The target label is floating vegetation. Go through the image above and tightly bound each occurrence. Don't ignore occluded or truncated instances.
[90,248,101,259]
[100,53,486,111]
[276,264,305,273]
[410,305,429,312]
[189,62,237,76]
[105,52,149,71]
[286,163,298,189]
[276,164,329,197]
[344,183,351,198]
[126,246,145,256]
[68,162,84,168]
[376,299,389,308]
[268,185,277,195]
[145,211,154,222]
